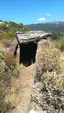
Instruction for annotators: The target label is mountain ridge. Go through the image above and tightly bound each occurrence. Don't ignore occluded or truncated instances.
[25,21,64,32]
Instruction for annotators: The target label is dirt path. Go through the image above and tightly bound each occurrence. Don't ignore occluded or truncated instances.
[11,64,36,113]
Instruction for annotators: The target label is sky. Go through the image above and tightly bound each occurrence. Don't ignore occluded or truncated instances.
[0,0,64,24]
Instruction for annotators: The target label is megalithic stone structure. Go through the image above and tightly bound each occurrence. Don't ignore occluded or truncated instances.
[14,31,52,66]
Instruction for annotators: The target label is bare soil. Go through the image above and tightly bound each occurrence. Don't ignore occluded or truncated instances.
[11,64,36,113]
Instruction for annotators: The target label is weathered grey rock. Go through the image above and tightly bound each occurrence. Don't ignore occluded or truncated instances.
[16,31,52,44]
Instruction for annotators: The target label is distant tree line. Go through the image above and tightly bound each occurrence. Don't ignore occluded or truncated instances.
[52,32,64,40]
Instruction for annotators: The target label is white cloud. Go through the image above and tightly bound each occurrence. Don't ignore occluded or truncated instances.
[38,18,46,21]
[46,13,52,16]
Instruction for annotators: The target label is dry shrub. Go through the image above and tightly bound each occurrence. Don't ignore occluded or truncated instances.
[35,45,62,82]
[36,47,61,73]
[0,49,19,113]
[33,41,64,113]
[53,40,64,52]
[33,71,64,113]
[4,51,16,68]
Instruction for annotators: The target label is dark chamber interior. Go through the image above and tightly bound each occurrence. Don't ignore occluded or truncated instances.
[20,42,37,66]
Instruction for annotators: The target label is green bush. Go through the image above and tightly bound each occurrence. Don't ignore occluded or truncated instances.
[6,31,15,41]
[0,21,30,41]
[0,31,7,41]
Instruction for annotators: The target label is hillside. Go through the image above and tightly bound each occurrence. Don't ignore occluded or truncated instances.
[0,20,30,41]
[25,21,64,32]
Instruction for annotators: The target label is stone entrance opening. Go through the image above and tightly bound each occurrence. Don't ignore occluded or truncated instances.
[20,42,37,66]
